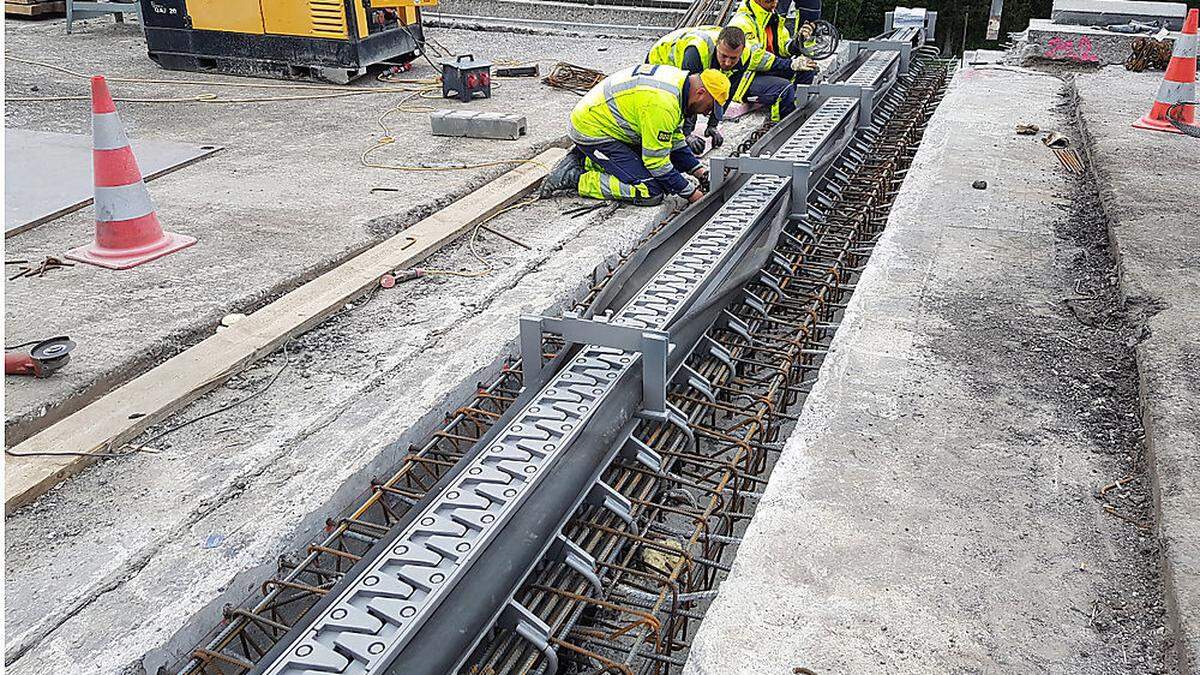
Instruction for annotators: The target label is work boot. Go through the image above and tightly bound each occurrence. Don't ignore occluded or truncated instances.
[540,149,585,197]
[630,194,664,207]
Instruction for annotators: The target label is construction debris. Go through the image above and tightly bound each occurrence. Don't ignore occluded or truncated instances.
[543,62,606,94]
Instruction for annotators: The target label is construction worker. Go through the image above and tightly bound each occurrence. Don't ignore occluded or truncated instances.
[728,0,819,121]
[647,25,796,153]
[777,0,821,22]
[541,64,730,206]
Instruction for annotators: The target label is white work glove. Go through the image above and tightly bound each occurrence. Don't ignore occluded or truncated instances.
[790,56,816,72]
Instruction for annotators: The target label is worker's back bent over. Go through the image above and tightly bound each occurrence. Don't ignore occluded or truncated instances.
[647,25,798,154]
[540,64,730,206]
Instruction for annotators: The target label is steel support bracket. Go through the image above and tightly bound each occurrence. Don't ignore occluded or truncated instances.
[545,534,602,594]
[499,601,558,674]
[620,434,664,472]
[704,335,736,374]
[637,401,695,445]
[520,312,672,417]
[586,480,636,531]
[710,155,812,219]
[847,39,912,74]
[817,83,877,128]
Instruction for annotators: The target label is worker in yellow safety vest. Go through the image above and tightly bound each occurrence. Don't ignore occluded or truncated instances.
[540,64,730,206]
[647,25,808,153]
[728,0,819,121]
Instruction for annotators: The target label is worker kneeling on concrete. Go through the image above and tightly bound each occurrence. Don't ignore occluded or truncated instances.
[541,64,730,206]
[647,26,764,153]
[728,0,819,121]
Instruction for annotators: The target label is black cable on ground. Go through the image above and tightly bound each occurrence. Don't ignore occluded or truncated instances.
[1167,101,1200,138]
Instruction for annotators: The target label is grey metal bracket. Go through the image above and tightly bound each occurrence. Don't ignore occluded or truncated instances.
[704,336,735,374]
[710,155,812,219]
[499,601,558,674]
[586,480,636,531]
[722,310,752,345]
[638,401,695,445]
[680,363,716,404]
[545,534,602,594]
[620,435,664,472]
[758,270,785,298]
[520,312,671,417]
[848,39,912,74]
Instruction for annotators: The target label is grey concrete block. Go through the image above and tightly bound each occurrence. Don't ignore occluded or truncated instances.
[430,110,528,140]
[1052,0,1187,29]
[1021,19,1159,66]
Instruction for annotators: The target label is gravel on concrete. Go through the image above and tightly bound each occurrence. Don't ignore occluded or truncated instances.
[685,66,1169,674]
[1074,65,1200,673]
[2,17,652,444]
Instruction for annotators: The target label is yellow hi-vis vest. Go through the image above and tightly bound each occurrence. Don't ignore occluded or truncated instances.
[568,64,688,181]
[728,0,794,101]
[647,25,779,83]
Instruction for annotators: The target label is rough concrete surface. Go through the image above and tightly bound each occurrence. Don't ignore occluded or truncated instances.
[2,17,650,444]
[1,191,652,674]
[1019,19,1163,67]
[428,0,683,35]
[3,35,771,669]
[686,67,1169,673]
[1075,66,1200,672]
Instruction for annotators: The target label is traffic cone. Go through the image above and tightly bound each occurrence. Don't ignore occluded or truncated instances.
[1133,8,1197,134]
[65,76,195,270]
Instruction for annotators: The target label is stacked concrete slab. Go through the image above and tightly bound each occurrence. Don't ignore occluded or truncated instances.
[1020,0,1187,66]
[1052,0,1188,29]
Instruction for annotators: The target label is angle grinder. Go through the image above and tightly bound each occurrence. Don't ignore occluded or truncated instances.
[5,336,76,378]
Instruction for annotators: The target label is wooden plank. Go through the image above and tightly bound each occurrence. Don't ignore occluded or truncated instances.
[5,1,65,16]
[4,147,564,514]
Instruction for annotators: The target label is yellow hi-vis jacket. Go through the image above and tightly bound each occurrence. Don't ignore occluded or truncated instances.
[568,64,689,184]
[728,0,795,101]
[647,25,779,79]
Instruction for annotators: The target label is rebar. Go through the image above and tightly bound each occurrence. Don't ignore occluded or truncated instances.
[462,55,954,675]
[177,53,953,675]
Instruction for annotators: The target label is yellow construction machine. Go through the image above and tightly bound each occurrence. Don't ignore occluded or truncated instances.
[138,0,437,83]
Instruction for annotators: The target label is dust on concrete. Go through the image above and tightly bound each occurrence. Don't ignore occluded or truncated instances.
[929,80,1169,673]
[3,16,652,443]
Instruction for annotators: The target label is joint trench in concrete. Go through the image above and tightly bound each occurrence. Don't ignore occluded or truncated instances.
[1070,66,1199,674]
[193,52,958,674]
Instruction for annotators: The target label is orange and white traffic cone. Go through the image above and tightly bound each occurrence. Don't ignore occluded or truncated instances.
[1133,8,1197,134]
[65,76,196,270]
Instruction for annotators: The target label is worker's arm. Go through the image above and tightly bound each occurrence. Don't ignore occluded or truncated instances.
[640,109,695,197]
[680,45,706,74]
[705,103,725,149]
